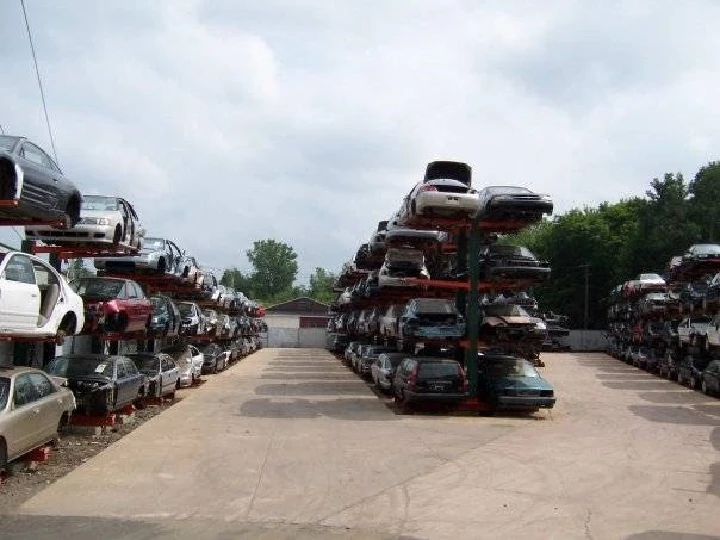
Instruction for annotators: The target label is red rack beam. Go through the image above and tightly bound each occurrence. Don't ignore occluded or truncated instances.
[31,244,140,260]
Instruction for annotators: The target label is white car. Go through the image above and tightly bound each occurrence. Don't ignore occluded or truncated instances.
[636,273,666,290]
[0,252,84,339]
[189,346,204,379]
[178,302,206,335]
[162,345,203,387]
[25,195,144,249]
[706,315,720,348]
[678,316,712,346]
[404,178,480,218]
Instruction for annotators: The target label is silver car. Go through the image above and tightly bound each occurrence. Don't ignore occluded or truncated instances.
[26,195,144,249]
[0,366,75,472]
[94,236,182,275]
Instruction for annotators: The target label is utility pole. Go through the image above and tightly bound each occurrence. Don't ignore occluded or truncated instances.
[584,264,590,331]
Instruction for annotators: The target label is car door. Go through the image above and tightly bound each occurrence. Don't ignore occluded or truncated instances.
[164,356,179,394]
[123,358,142,400]
[114,359,129,407]
[8,374,43,457]
[18,141,55,208]
[0,254,40,329]
[27,372,61,440]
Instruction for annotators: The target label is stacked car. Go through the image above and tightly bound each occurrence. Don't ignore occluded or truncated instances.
[328,160,557,413]
[606,245,720,398]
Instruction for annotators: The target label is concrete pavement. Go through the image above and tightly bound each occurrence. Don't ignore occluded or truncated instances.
[8,349,720,539]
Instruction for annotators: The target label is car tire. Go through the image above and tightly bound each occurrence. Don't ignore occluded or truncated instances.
[112,225,122,246]
[157,257,167,275]
[56,314,76,344]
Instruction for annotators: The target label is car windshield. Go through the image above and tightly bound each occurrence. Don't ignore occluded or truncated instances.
[414,299,457,313]
[482,357,540,378]
[71,278,124,299]
[141,237,165,252]
[0,377,10,410]
[692,244,720,255]
[178,303,194,316]
[418,361,461,377]
[81,196,118,212]
[127,355,159,372]
[691,317,712,325]
[47,356,114,378]
[0,135,19,153]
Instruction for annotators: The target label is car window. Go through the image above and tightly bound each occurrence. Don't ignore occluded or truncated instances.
[124,360,138,375]
[0,377,10,410]
[116,361,126,379]
[2,254,37,285]
[160,357,169,371]
[28,372,55,398]
[21,142,46,166]
[13,374,39,407]
[31,259,56,288]
[127,283,139,299]
[166,358,176,369]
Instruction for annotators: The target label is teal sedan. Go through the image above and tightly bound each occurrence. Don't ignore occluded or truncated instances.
[477,353,555,411]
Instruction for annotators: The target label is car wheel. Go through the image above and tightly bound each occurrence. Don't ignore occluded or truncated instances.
[134,388,147,409]
[0,438,7,474]
[702,380,709,395]
[112,225,122,246]
[157,257,167,274]
[57,412,69,432]
[689,377,697,390]
[55,314,76,344]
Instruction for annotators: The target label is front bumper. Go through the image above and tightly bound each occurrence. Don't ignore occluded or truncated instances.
[26,223,117,244]
[177,373,194,387]
[406,325,466,339]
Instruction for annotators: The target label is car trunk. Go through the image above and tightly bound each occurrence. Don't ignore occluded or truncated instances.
[414,362,463,393]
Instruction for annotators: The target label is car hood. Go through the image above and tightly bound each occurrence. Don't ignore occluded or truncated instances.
[81,209,119,219]
[67,374,113,386]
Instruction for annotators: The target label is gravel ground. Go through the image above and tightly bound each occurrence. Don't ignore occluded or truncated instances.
[0,398,179,513]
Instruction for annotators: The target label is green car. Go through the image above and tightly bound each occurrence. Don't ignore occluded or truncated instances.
[477,353,555,411]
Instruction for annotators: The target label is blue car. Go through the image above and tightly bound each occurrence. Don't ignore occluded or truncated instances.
[477,353,555,411]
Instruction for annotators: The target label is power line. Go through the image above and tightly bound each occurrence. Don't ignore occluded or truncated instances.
[19,0,59,165]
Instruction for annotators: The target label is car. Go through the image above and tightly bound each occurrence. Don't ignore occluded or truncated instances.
[328,334,349,354]
[45,355,147,416]
[378,248,430,287]
[344,341,363,366]
[198,343,226,374]
[178,302,206,335]
[480,304,535,342]
[0,251,84,340]
[0,366,76,472]
[644,349,661,372]
[679,282,708,308]
[677,316,712,348]
[403,176,480,219]
[356,310,372,336]
[635,273,666,291]
[624,345,638,364]
[631,347,650,368]
[476,186,553,222]
[393,357,468,412]
[126,353,179,398]
[480,244,550,282]
[638,292,669,314]
[218,314,238,337]
[700,359,720,396]
[363,271,381,298]
[356,346,395,378]
[25,195,143,249]
[161,345,202,387]
[677,355,710,390]
[203,309,220,334]
[657,351,679,380]
[366,307,383,335]
[380,305,402,339]
[681,244,720,270]
[354,243,374,270]
[94,236,183,275]
[371,352,406,393]
[71,277,152,334]
[476,353,555,411]
[369,221,389,255]
[0,135,82,227]
[148,295,181,337]
[397,298,466,352]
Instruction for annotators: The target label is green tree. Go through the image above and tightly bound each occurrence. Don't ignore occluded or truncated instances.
[221,267,254,296]
[689,162,720,241]
[308,267,337,304]
[246,239,299,301]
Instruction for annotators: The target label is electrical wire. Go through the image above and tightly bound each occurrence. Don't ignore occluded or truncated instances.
[19,0,59,165]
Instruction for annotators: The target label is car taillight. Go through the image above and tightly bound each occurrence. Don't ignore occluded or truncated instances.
[407,366,418,389]
[419,185,438,193]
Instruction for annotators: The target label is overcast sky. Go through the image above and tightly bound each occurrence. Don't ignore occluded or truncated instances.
[1,1,720,282]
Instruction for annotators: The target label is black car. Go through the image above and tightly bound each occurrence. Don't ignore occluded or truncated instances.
[126,353,179,398]
[657,351,679,380]
[329,334,349,354]
[393,357,468,412]
[356,346,395,378]
[476,353,555,411]
[198,343,225,374]
[45,355,147,416]
[480,244,551,281]
[677,355,710,390]
[700,359,720,396]
[477,186,553,222]
[149,295,182,336]
[0,135,82,226]
[354,243,373,269]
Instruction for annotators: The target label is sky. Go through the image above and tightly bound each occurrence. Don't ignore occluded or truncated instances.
[1,0,720,283]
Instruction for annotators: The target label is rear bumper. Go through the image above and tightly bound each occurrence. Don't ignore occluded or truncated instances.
[416,192,479,214]
[496,396,555,409]
[405,391,467,403]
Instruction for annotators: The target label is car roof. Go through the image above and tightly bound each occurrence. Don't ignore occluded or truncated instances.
[0,365,41,376]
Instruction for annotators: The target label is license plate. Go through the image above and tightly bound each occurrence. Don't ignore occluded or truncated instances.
[446,197,460,204]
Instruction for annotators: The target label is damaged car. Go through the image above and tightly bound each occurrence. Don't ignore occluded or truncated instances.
[397,299,466,351]
[480,303,536,342]
[126,352,179,399]
[378,248,430,287]
[481,244,550,282]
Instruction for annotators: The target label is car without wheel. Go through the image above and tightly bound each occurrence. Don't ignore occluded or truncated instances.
[0,366,76,473]
[126,353,179,398]
[178,302,206,336]
[344,341,363,366]
[480,303,535,342]
[369,221,389,255]
[378,248,430,287]
[480,244,550,282]
[677,316,712,348]
[198,343,225,374]
[700,359,720,396]
[148,295,181,337]
[477,185,553,222]
[393,357,468,412]
[0,134,82,227]
[0,251,84,340]
[26,195,143,249]
[45,355,147,416]
[94,236,182,275]
[476,353,555,412]
[371,352,406,393]
[161,345,203,387]
[403,176,480,219]
[71,277,152,334]
[203,309,219,335]
[397,298,466,352]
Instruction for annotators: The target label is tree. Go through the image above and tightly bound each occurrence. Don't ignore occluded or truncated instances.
[246,239,299,301]
[308,267,337,304]
[220,267,254,296]
[689,162,720,241]
[65,258,91,281]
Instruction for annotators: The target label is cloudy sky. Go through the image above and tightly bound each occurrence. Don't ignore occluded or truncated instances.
[1,0,720,282]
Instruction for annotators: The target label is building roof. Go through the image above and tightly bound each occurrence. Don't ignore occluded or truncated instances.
[266,297,329,316]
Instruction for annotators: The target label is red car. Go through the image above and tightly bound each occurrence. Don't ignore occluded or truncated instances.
[71,277,153,333]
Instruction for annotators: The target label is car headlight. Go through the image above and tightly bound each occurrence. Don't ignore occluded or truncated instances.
[79,217,110,225]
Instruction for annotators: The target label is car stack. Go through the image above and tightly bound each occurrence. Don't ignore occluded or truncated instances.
[606,244,720,398]
[327,160,557,413]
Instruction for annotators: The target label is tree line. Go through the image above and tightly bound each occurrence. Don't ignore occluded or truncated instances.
[221,239,336,306]
[509,162,720,329]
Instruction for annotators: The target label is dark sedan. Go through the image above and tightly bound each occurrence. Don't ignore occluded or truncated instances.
[45,355,147,416]
[481,244,550,282]
[393,357,468,412]
[356,346,395,378]
[477,353,555,411]
[477,186,553,222]
[0,135,82,226]
[126,353,179,398]
[149,295,181,337]
[199,343,225,374]
[700,360,720,396]
[677,355,710,390]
